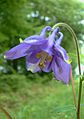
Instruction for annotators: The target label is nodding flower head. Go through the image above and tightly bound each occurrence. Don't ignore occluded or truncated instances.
[4,26,71,84]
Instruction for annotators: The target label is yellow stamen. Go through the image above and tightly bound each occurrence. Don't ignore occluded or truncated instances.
[36,51,52,68]
[39,62,45,68]
[47,56,52,61]
[36,53,42,58]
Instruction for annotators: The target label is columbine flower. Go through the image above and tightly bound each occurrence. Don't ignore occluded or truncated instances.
[4,26,71,84]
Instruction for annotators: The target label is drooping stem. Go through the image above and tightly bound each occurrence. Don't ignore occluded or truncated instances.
[52,23,82,119]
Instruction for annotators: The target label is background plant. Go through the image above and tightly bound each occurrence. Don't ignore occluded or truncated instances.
[0,0,84,119]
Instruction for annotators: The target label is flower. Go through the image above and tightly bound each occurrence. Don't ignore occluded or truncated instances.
[4,26,71,84]
[23,27,60,73]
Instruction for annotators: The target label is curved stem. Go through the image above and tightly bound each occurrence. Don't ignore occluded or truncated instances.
[52,23,82,119]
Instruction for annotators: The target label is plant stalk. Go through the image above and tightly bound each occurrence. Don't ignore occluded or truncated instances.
[70,69,77,109]
[77,79,82,119]
[0,106,13,119]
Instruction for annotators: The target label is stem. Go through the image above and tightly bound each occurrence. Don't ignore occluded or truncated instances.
[52,23,82,119]
[77,80,82,119]
[70,68,77,109]
[0,106,13,119]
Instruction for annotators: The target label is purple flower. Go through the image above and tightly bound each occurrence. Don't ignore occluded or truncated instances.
[4,26,71,84]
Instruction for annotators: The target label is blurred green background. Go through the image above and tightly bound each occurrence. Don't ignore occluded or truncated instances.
[0,0,84,119]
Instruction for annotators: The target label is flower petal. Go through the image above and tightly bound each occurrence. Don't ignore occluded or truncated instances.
[52,57,71,84]
[55,32,63,45]
[54,45,69,62]
[42,61,52,72]
[26,51,40,64]
[40,26,52,37]
[26,40,48,53]
[48,27,60,45]
[26,62,41,73]
[4,43,30,59]
[42,27,60,55]
[24,37,47,45]
[5,38,48,60]
[24,35,41,42]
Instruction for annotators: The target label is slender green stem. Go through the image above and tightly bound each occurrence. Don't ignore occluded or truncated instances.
[52,23,82,119]
[81,75,84,81]
[77,80,82,119]
[70,68,77,109]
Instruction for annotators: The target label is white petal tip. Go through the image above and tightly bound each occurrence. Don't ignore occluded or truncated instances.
[27,68,33,72]
[65,59,72,64]
[4,55,6,59]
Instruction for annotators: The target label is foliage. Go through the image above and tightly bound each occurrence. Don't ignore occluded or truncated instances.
[0,1,84,119]
[0,0,84,74]
[0,75,84,119]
